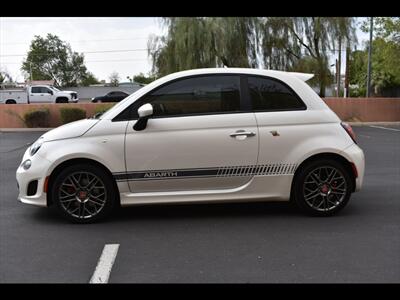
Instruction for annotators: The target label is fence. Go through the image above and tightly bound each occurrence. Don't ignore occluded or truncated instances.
[0,98,399,128]
[324,98,400,122]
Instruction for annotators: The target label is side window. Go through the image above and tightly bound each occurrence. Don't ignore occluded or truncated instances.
[44,88,52,94]
[132,75,241,118]
[31,87,41,93]
[248,76,306,111]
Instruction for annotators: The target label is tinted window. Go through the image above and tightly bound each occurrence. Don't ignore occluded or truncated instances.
[132,75,241,118]
[31,87,41,93]
[248,76,306,111]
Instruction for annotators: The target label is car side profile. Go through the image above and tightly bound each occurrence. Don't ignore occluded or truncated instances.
[16,68,365,223]
[91,91,129,103]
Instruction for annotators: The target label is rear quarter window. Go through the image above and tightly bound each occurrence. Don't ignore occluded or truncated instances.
[248,76,306,111]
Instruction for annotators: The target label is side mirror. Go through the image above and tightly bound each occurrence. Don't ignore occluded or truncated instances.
[49,90,53,95]
[134,103,153,131]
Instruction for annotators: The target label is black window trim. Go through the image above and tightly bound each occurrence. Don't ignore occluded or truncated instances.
[244,74,307,112]
[112,72,307,122]
[112,73,248,122]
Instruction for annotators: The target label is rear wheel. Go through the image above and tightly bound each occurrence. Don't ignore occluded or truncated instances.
[51,164,116,223]
[5,99,17,104]
[293,159,353,216]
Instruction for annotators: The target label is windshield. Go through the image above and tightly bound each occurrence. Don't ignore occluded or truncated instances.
[50,86,60,91]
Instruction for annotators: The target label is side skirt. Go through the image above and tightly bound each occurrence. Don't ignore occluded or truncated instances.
[119,175,294,206]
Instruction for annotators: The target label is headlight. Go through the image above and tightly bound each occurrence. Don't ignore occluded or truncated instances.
[30,140,43,156]
[22,159,32,170]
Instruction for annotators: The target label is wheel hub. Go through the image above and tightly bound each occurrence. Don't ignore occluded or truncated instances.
[320,183,331,195]
[76,190,89,203]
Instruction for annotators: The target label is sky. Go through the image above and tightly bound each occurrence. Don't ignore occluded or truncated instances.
[0,17,370,83]
[0,17,164,83]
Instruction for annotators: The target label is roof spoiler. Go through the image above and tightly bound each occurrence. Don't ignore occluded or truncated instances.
[288,72,314,82]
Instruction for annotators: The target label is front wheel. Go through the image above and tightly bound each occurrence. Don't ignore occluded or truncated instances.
[293,159,353,216]
[51,164,116,223]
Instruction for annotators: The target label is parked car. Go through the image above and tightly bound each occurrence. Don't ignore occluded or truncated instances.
[91,91,129,103]
[16,68,365,223]
[0,84,78,104]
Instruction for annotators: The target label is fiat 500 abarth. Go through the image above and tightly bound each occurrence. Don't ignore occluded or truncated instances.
[16,68,365,223]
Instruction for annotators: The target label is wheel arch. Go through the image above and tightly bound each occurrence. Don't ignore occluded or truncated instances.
[55,97,69,103]
[290,152,357,201]
[46,157,120,206]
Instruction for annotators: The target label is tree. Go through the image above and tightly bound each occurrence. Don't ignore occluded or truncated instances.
[21,34,93,87]
[132,72,156,85]
[109,72,120,87]
[148,17,260,76]
[0,69,13,83]
[349,37,400,96]
[148,17,356,97]
[362,17,400,43]
[81,72,100,86]
[260,17,356,96]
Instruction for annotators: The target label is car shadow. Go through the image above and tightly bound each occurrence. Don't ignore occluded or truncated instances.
[31,199,360,225]
[111,201,300,222]
[30,201,300,224]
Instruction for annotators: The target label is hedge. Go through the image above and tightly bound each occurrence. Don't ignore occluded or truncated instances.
[23,108,50,128]
[60,107,87,124]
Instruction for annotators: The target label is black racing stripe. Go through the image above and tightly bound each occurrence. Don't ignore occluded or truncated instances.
[114,168,220,181]
[113,164,298,182]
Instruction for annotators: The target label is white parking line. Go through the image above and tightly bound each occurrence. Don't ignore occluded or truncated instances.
[89,244,120,284]
[369,125,400,132]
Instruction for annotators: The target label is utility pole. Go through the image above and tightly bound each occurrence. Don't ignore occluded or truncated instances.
[29,62,33,82]
[335,59,339,97]
[366,17,373,97]
[344,45,350,98]
[337,38,342,97]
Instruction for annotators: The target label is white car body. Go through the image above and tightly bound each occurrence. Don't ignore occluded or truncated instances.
[16,68,365,220]
[0,85,78,104]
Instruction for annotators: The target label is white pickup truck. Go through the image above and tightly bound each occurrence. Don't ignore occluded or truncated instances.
[0,85,79,104]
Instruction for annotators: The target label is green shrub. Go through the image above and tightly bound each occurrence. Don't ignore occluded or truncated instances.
[60,107,87,124]
[94,103,115,115]
[23,108,50,128]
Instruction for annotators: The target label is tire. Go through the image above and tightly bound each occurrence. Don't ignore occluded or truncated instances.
[56,98,68,103]
[5,100,16,104]
[51,164,116,223]
[293,159,353,216]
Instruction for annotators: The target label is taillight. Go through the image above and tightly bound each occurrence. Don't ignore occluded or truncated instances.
[341,122,357,144]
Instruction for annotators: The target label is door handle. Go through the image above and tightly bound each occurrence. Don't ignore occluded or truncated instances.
[230,130,256,137]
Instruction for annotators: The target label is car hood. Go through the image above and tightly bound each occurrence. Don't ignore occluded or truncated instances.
[61,90,77,93]
[40,118,100,142]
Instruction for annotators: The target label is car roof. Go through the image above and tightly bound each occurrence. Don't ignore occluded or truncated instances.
[161,68,314,82]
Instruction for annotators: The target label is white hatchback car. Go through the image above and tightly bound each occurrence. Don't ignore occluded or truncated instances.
[16,68,365,223]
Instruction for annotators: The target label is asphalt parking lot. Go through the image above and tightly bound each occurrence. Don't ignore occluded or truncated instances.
[0,125,399,283]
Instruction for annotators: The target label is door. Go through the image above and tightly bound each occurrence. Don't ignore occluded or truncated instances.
[123,75,259,193]
[29,86,53,103]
